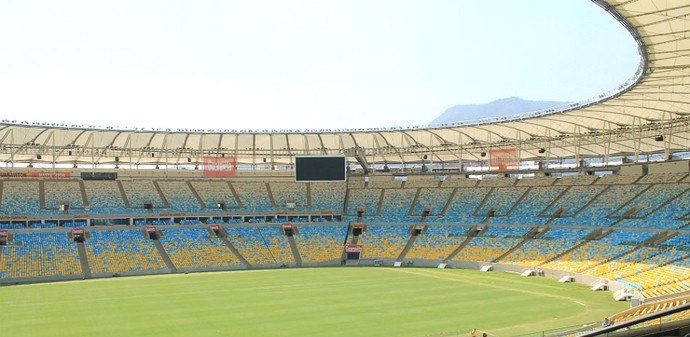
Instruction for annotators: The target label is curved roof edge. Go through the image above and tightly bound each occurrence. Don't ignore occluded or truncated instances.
[0,0,687,167]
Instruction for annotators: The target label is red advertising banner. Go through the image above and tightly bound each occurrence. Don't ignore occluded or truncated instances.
[28,172,71,179]
[344,244,363,253]
[0,230,8,237]
[146,225,157,233]
[203,156,237,177]
[210,224,220,231]
[283,222,293,229]
[489,148,518,171]
[72,228,85,235]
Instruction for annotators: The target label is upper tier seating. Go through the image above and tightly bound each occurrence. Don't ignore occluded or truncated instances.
[121,180,166,209]
[157,181,204,213]
[231,182,272,213]
[83,180,129,214]
[346,189,382,216]
[413,187,454,217]
[189,180,239,210]
[1,181,42,216]
[309,182,346,212]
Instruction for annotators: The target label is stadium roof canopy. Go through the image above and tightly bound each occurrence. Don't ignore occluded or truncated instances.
[1,0,689,168]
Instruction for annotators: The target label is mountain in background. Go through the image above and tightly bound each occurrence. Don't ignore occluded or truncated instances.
[430,97,571,125]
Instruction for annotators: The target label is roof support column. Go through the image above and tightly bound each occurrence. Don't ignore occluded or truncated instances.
[458,133,463,173]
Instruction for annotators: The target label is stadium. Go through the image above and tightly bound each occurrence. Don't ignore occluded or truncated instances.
[2,0,690,336]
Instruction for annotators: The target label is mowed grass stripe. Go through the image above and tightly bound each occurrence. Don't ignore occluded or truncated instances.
[0,267,627,337]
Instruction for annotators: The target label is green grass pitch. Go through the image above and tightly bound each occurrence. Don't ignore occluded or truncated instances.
[0,267,628,337]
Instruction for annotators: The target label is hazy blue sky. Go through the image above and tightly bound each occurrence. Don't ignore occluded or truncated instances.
[0,0,640,130]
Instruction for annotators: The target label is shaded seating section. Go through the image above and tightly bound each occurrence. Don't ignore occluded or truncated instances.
[612,184,688,218]
[406,225,471,261]
[616,219,686,230]
[189,180,239,210]
[309,182,346,212]
[550,185,646,227]
[83,181,129,214]
[345,188,382,216]
[542,185,606,218]
[476,187,528,217]
[358,225,410,259]
[225,225,294,266]
[0,181,42,216]
[412,188,454,217]
[232,182,272,212]
[363,189,417,223]
[85,229,166,274]
[549,216,618,227]
[540,230,655,273]
[661,234,690,249]
[347,177,366,189]
[453,226,529,263]
[500,227,592,267]
[293,224,348,263]
[121,180,166,209]
[157,181,203,213]
[580,184,647,219]
[0,231,81,278]
[269,181,308,208]
[636,173,687,184]
[488,186,567,225]
[436,187,491,224]
[645,187,690,220]
[159,227,242,269]
[43,181,85,211]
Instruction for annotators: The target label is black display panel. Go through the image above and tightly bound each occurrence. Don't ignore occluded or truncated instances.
[295,156,346,182]
[81,172,117,180]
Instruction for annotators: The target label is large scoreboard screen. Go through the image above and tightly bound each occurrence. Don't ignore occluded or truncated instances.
[295,156,346,182]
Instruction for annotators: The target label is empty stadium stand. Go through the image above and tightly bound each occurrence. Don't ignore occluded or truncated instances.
[1,167,690,306]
